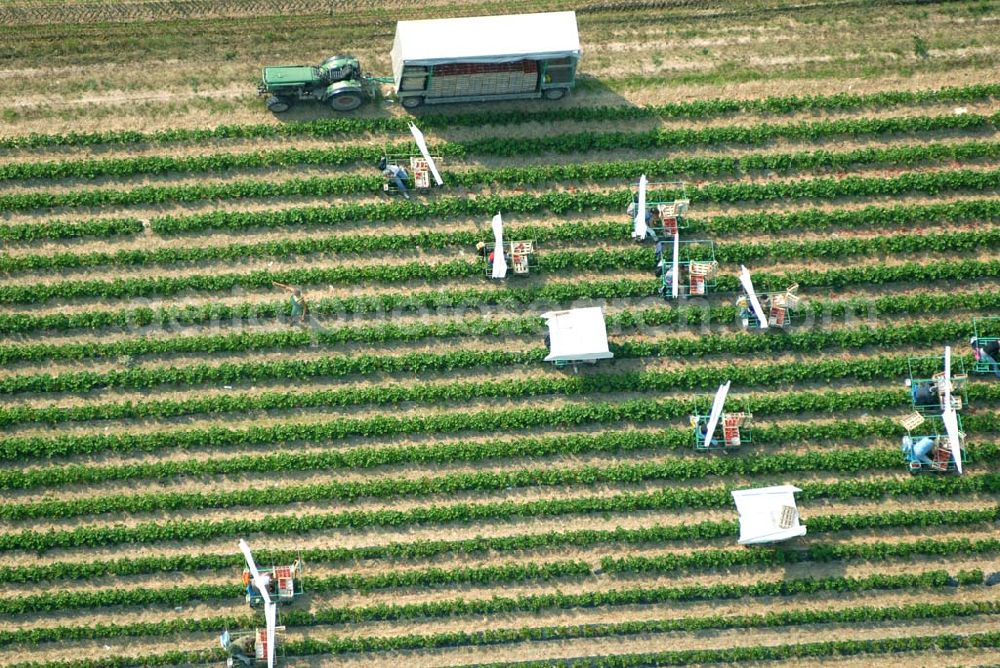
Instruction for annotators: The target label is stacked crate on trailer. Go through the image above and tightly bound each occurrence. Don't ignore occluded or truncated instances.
[390,11,582,108]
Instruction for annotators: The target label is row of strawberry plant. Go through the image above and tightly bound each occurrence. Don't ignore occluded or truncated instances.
[4,127,996,184]
[5,83,997,149]
[0,416,960,491]
[11,195,999,246]
[7,242,1000,308]
[466,631,1000,668]
[145,167,1000,234]
[25,627,997,668]
[6,383,1000,464]
[4,530,995,616]
[0,246,653,303]
[6,585,997,649]
[1,475,994,553]
[9,440,997,521]
[0,353,954,427]
[8,209,1000,275]
[5,147,1000,213]
[1,319,987,395]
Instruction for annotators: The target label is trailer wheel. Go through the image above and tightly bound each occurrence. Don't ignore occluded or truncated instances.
[401,96,424,109]
[328,92,363,111]
[266,96,291,113]
[542,88,567,100]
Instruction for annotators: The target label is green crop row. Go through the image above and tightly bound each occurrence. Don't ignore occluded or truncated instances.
[0,417,949,491]
[465,631,1000,668]
[9,437,998,520]
[3,531,995,616]
[5,148,1000,215]
[3,83,997,148]
[5,584,997,651]
[0,217,143,242]
[3,125,997,185]
[8,206,1000,276]
[0,353,957,427]
[1,319,989,396]
[146,166,1000,235]
[4,571,987,667]
[1,473,995,553]
[7,381,1000,462]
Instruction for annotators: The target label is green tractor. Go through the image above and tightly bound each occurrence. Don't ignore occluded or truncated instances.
[258,55,380,113]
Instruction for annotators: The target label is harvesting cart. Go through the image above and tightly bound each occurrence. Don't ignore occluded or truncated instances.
[656,239,719,299]
[542,307,613,369]
[689,381,753,451]
[260,12,581,113]
[971,317,1000,375]
[629,176,690,241]
[479,213,536,279]
[223,540,286,667]
[737,266,801,330]
[898,411,966,475]
[905,346,967,415]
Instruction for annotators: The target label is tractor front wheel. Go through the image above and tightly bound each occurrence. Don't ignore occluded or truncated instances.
[266,96,292,113]
[328,92,363,111]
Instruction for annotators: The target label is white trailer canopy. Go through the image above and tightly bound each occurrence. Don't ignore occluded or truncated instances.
[542,307,613,363]
[731,485,807,545]
[391,11,581,80]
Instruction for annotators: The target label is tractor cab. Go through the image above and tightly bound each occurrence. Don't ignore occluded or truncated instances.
[971,317,1000,376]
[656,239,718,299]
[898,412,966,475]
[905,348,967,415]
[242,559,304,608]
[629,177,689,242]
[259,55,368,113]
[689,381,752,451]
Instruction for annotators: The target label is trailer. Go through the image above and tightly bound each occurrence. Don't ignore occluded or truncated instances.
[390,11,581,109]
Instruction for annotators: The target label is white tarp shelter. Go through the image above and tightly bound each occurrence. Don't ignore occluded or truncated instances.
[731,485,807,545]
[391,11,582,85]
[542,307,613,363]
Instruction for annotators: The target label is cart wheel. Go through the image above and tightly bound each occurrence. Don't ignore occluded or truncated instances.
[329,92,363,111]
[542,88,567,100]
[401,96,424,109]
[266,96,291,113]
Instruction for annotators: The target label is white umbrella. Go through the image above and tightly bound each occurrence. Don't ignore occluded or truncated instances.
[738,265,769,330]
[671,231,680,298]
[703,381,731,447]
[491,213,507,279]
[632,174,648,240]
[408,123,443,186]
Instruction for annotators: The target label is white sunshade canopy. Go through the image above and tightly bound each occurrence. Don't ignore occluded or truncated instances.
[542,307,613,362]
[731,485,807,545]
[392,11,581,74]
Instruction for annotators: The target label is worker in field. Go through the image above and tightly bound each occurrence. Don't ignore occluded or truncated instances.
[272,281,308,325]
[901,434,944,470]
[911,380,937,409]
[971,336,1000,378]
[378,156,411,200]
[221,631,255,666]
[626,201,659,242]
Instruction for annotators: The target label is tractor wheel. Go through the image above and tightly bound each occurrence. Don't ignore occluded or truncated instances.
[266,96,291,113]
[401,96,424,109]
[542,88,567,100]
[328,92,364,111]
